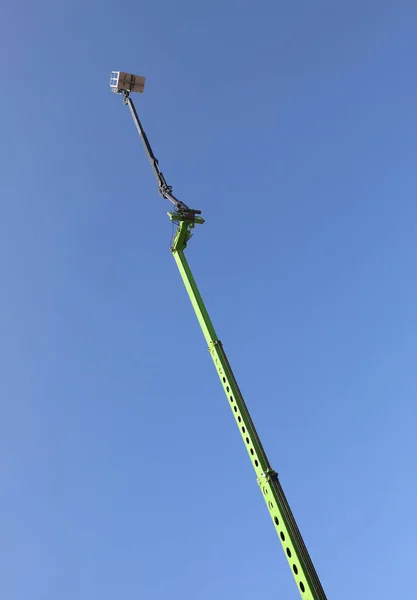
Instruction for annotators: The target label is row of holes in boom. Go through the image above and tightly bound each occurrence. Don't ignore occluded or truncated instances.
[217,363,309,598]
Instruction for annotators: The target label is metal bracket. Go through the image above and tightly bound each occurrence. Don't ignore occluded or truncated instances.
[258,468,279,486]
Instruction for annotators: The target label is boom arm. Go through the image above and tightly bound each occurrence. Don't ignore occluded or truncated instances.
[170,219,327,600]
[120,91,327,600]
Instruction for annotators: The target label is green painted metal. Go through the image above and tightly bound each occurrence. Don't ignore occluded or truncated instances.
[170,217,327,600]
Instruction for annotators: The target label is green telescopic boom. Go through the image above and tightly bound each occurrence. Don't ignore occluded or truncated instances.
[111,73,328,600]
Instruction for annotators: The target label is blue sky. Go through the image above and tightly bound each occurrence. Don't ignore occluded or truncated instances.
[1,1,417,598]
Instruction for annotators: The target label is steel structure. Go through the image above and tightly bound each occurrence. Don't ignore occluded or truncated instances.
[110,71,328,600]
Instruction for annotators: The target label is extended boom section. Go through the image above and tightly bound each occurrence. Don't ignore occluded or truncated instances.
[171,219,327,600]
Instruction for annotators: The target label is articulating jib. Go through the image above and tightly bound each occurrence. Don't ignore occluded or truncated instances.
[122,91,202,224]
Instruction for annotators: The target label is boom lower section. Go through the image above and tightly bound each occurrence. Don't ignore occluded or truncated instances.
[171,219,327,600]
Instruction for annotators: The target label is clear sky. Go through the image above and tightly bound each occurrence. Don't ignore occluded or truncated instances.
[1,1,417,599]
